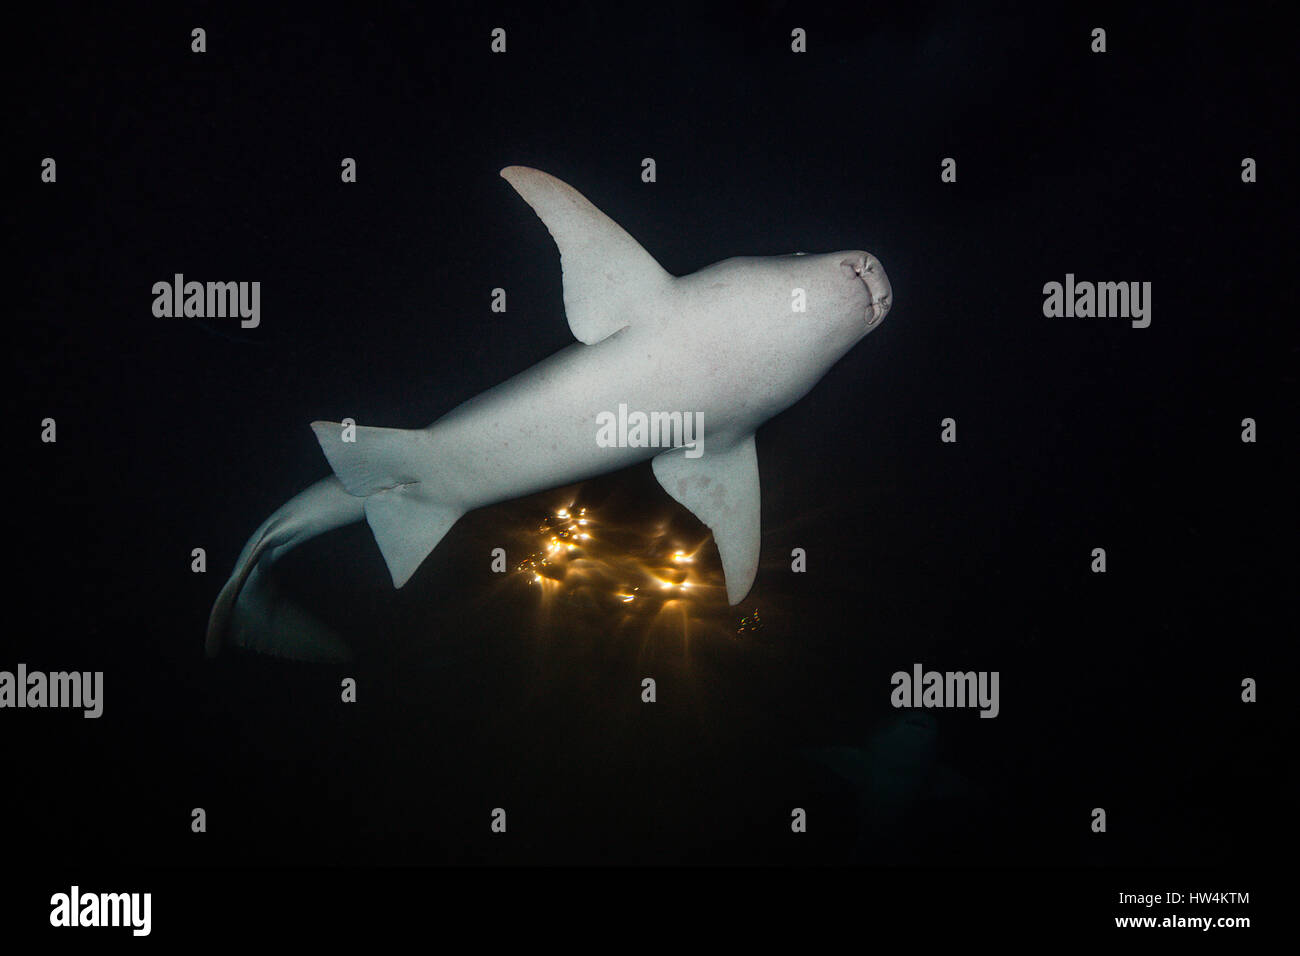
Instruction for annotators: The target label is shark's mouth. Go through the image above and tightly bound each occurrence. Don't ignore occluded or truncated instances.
[851,255,891,327]
[861,276,891,326]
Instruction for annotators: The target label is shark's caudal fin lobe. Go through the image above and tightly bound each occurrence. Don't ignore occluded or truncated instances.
[652,435,761,605]
[500,166,672,345]
[311,421,464,589]
[224,563,353,662]
[207,477,366,662]
[206,536,266,658]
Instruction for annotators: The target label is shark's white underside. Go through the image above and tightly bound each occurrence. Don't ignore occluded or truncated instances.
[207,166,892,660]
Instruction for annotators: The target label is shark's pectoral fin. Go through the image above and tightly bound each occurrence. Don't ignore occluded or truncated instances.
[500,166,672,345]
[652,435,761,605]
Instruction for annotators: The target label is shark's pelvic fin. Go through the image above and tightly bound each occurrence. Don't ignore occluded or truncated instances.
[652,435,761,605]
[500,165,672,345]
[363,488,462,588]
[311,421,464,588]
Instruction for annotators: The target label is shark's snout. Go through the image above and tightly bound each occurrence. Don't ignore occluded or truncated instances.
[853,253,892,327]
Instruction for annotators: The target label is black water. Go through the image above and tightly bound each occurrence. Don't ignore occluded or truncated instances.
[7,3,1288,873]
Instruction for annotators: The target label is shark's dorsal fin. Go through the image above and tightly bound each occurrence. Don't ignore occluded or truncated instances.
[501,166,672,345]
[311,421,465,589]
[652,435,761,605]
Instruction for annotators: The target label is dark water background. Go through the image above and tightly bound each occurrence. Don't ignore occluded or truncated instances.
[6,2,1288,867]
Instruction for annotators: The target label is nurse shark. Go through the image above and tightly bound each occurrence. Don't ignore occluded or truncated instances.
[207,166,893,659]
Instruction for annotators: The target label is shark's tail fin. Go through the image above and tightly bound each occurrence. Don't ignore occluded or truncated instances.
[206,477,365,661]
[209,561,354,662]
[310,422,465,589]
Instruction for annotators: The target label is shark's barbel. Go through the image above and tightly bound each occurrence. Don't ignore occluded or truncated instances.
[207,166,892,660]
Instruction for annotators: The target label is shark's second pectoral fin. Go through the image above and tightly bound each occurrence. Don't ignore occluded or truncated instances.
[500,166,672,345]
[311,421,464,589]
[652,435,761,605]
